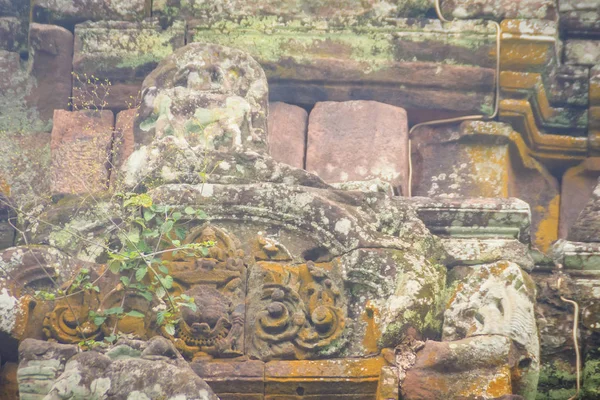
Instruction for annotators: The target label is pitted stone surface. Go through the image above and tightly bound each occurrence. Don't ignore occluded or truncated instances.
[50,110,114,195]
[568,178,600,243]
[306,100,409,194]
[18,337,218,400]
[268,102,307,169]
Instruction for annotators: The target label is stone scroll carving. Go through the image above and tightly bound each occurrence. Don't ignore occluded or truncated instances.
[247,236,346,360]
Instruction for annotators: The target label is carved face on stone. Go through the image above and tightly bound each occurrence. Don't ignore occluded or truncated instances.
[133,43,269,153]
[181,285,232,332]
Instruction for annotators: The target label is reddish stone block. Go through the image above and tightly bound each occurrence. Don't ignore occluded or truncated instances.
[267,102,307,169]
[50,110,114,195]
[559,158,600,239]
[306,101,409,194]
[27,23,73,124]
[402,336,514,400]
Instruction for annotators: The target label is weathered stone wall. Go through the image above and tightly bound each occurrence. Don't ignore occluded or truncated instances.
[0,0,600,399]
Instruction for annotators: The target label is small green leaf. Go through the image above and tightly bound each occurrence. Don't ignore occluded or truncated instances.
[126,310,145,318]
[172,212,182,221]
[155,286,166,299]
[165,324,175,336]
[120,276,130,286]
[196,210,208,219]
[135,267,148,282]
[184,206,195,215]
[161,275,173,289]
[126,230,140,244]
[104,334,117,344]
[156,311,165,325]
[139,291,153,302]
[143,229,159,239]
[158,265,169,274]
[143,210,156,221]
[104,307,124,315]
[93,316,107,326]
[171,239,181,247]
[109,260,122,274]
[160,220,174,234]
[175,227,186,240]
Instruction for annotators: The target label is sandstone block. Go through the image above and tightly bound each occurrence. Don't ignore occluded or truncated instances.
[0,0,28,18]
[306,101,409,194]
[32,0,149,26]
[18,337,218,400]
[0,131,51,207]
[565,40,600,66]
[0,23,72,132]
[411,121,560,252]
[27,23,73,124]
[559,158,600,239]
[0,50,33,132]
[188,18,496,116]
[264,357,385,398]
[0,17,25,52]
[559,0,600,37]
[267,102,307,169]
[50,110,114,195]
[568,178,600,243]
[155,0,432,20]
[441,0,556,20]
[72,20,185,111]
[402,336,514,400]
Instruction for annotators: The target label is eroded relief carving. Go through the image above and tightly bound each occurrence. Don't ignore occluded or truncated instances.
[248,236,346,360]
[161,225,246,360]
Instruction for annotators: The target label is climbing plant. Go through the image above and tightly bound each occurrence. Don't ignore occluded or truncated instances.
[1,74,216,349]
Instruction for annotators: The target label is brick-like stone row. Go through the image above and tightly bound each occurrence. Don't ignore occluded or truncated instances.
[31,0,149,26]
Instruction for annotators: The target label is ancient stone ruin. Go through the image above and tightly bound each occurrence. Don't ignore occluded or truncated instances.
[1,0,600,399]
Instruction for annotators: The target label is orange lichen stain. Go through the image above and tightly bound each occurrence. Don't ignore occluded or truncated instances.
[500,42,550,68]
[361,301,382,354]
[458,367,512,398]
[0,176,10,196]
[265,357,386,381]
[464,144,509,198]
[12,295,33,340]
[534,195,559,253]
[487,371,513,397]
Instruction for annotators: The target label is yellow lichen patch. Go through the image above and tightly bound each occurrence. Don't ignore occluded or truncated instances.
[265,357,385,380]
[534,195,559,253]
[464,144,510,198]
[361,301,382,355]
[499,99,588,164]
[458,366,512,398]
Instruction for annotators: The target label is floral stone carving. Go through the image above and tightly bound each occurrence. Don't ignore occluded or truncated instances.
[247,236,346,360]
